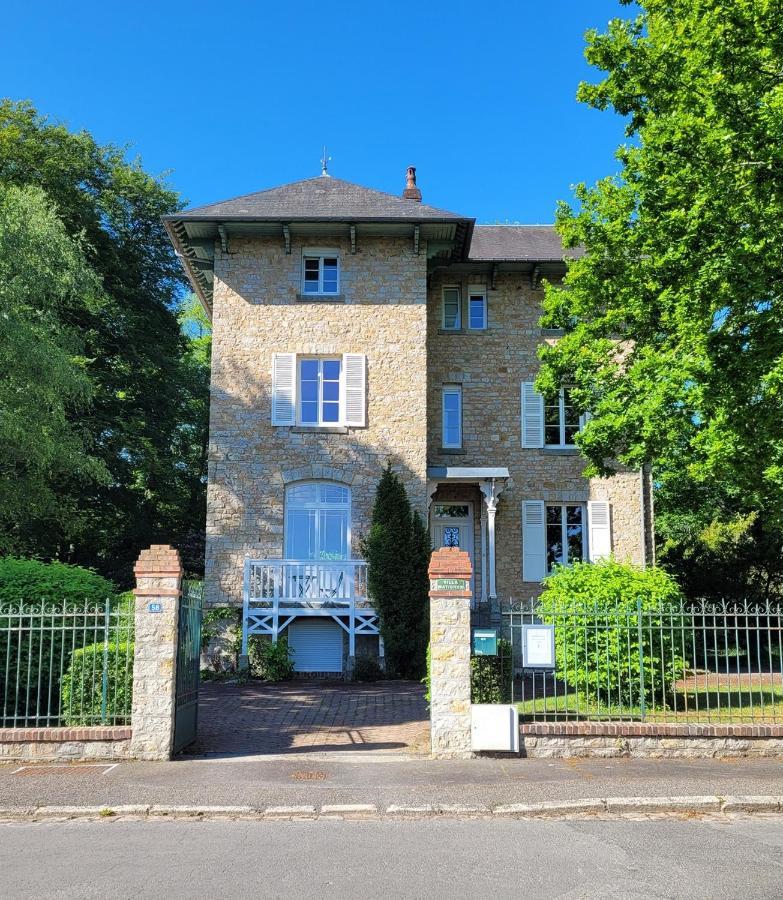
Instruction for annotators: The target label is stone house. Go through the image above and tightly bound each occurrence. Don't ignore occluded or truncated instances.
[164,168,653,675]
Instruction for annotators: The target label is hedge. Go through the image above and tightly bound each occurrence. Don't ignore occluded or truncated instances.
[60,641,134,726]
[0,557,117,610]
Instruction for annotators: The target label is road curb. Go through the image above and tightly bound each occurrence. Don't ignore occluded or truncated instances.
[0,796,781,822]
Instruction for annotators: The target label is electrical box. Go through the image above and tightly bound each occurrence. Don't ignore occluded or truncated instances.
[471,704,520,753]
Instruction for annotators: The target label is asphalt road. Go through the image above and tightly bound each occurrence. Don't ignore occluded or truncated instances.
[2,816,783,899]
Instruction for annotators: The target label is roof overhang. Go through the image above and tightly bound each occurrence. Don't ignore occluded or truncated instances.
[427,466,510,481]
[164,215,475,316]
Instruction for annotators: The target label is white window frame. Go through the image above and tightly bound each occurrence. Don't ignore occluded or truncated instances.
[297,357,342,426]
[284,481,352,560]
[467,287,487,330]
[441,286,462,330]
[545,502,587,572]
[442,384,463,448]
[301,247,340,296]
[545,388,581,448]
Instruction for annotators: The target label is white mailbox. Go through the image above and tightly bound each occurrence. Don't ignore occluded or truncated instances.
[471,704,520,753]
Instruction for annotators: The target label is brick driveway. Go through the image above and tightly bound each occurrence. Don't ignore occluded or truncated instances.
[185,680,430,757]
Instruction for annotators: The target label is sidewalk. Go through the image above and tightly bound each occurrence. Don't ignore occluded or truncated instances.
[2,755,782,815]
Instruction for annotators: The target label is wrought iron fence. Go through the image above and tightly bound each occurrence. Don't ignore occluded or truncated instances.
[0,596,135,728]
[501,598,783,723]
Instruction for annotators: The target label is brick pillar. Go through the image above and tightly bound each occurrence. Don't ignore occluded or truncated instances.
[130,545,183,761]
[428,547,473,759]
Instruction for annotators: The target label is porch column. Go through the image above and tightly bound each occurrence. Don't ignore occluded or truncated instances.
[479,479,502,600]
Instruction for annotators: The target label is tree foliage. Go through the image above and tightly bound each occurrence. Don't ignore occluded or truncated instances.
[538,2,783,552]
[0,100,209,582]
[362,464,429,679]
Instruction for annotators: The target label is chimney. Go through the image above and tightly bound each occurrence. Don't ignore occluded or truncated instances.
[402,166,422,202]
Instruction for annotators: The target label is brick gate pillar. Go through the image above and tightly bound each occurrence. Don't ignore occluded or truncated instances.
[428,547,473,759]
[129,545,183,761]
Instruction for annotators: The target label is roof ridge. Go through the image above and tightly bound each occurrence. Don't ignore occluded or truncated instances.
[476,223,557,228]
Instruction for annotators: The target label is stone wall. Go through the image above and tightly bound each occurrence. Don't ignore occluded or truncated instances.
[426,270,651,616]
[519,723,783,759]
[0,728,131,761]
[207,234,429,607]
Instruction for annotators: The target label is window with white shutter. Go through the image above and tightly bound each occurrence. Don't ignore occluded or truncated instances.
[342,353,366,427]
[521,382,544,448]
[522,500,547,582]
[587,501,612,561]
[272,353,297,425]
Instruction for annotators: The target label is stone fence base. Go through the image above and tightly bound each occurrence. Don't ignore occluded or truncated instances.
[0,727,132,761]
[519,722,783,759]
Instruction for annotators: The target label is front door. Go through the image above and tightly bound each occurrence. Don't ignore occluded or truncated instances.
[431,502,475,591]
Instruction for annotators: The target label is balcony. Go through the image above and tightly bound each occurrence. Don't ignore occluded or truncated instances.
[244,559,370,610]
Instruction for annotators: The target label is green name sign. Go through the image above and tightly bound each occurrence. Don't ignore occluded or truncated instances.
[431,577,469,592]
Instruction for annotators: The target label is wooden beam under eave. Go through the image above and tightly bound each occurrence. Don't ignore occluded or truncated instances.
[282,223,291,255]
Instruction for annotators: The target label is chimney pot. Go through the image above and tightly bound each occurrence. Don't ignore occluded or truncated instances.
[402,165,422,202]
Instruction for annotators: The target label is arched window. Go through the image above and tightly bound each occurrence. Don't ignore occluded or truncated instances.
[284,482,351,560]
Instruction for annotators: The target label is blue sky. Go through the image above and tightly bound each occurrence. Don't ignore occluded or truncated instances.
[3,1,634,223]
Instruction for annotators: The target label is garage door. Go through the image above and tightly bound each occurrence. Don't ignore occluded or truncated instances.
[287,619,343,673]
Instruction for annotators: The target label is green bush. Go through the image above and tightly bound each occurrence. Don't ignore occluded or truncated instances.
[248,635,294,681]
[0,557,117,610]
[201,606,242,671]
[470,639,513,704]
[537,560,687,709]
[60,641,134,726]
[423,642,431,704]
[352,655,384,682]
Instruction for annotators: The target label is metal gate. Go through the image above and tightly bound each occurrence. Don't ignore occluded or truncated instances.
[173,580,202,754]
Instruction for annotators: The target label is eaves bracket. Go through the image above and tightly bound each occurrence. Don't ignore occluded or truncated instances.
[282,223,291,255]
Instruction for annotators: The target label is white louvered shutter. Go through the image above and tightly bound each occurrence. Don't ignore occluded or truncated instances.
[342,353,366,427]
[588,501,612,561]
[521,382,544,448]
[271,353,297,425]
[522,500,547,582]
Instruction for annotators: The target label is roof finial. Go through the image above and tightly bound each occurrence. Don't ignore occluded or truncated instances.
[320,146,331,177]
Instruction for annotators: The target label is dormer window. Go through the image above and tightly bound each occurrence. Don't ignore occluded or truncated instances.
[302,249,340,295]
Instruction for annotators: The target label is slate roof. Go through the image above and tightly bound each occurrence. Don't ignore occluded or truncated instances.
[468,225,583,261]
[172,176,469,222]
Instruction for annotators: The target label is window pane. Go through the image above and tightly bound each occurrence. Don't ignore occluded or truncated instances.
[301,379,318,402]
[433,504,469,518]
[443,526,460,548]
[546,505,563,525]
[444,391,460,412]
[304,258,320,272]
[322,380,339,402]
[320,510,348,559]
[545,425,562,446]
[322,279,338,293]
[469,295,485,328]
[564,426,579,445]
[287,483,318,505]
[323,258,338,269]
[546,525,564,570]
[566,505,583,525]
[443,289,460,328]
[322,401,340,423]
[300,401,318,424]
[322,360,341,381]
[300,359,319,380]
[286,509,316,559]
[320,484,349,504]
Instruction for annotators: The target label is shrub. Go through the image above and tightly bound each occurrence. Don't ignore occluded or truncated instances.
[0,557,117,610]
[60,641,134,726]
[537,560,687,709]
[361,464,430,679]
[248,635,294,681]
[470,639,513,704]
[352,655,384,682]
[201,606,242,671]
[423,642,431,704]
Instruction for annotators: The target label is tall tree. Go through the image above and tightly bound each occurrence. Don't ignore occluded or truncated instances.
[0,183,108,544]
[537,1,783,590]
[0,100,208,583]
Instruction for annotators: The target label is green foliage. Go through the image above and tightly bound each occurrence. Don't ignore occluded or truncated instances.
[538,2,783,588]
[60,641,134,726]
[362,463,430,679]
[538,561,687,707]
[0,557,117,609]
[352,655,384,682]
[0,183,108,541]
[248,636,294,682]
[0,101,209,584]
[470,639,513,704]
[200,607,242,670]
[423,642,431,704]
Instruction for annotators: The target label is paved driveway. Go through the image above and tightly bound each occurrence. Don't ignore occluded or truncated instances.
[185,680,430,757]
